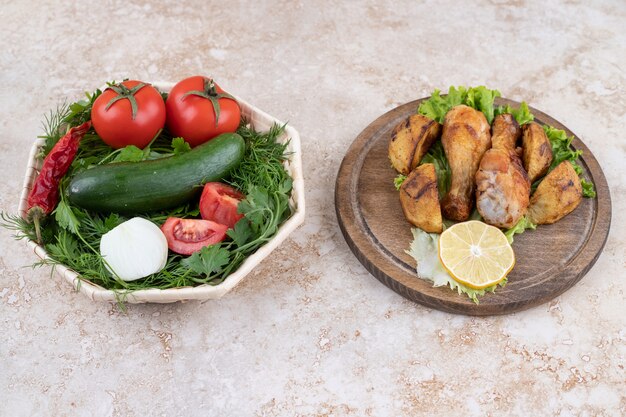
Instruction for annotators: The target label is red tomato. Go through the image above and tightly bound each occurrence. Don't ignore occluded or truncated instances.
[165,76,241,147]
[92,80,166,149]
[199,183,244,229]
[160,217,227,255]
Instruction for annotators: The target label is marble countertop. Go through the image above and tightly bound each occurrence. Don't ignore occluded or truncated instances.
[1,1,624,416]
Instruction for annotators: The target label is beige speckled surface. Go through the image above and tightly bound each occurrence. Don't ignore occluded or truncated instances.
[1,1,625,416]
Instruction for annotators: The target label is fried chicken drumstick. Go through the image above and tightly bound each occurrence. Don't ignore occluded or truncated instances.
[475,114,531,228]
[441,105,491,221]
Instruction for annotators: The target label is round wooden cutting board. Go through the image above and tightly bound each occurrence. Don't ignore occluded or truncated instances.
[335,97,611,316]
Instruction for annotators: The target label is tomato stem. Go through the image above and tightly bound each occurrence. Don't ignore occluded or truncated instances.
[180,77,236,127]
[105,82,147,120]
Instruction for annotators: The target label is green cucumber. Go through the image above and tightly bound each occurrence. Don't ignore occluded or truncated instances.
[68,133,245,213]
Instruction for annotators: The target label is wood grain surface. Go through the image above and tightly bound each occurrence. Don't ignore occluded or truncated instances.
[335,98,611,315]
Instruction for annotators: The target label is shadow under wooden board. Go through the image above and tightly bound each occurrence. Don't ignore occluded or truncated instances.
[335,97,611,316]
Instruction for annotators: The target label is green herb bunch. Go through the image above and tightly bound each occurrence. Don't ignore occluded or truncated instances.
[2,87,294,294]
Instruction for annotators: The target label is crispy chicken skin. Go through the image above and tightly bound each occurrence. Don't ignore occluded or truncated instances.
[389,114,441,175]
[399,163,443,233]
[522,122,553,183]
[475,148,530,228]
[528,161,582,225]
[491,113,521,151]
[441,105,491,221]
[475,114,529,228]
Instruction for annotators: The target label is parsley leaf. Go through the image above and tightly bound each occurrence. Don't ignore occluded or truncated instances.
[227,219,253,246]
[84,213,122,235]
[238,187,271,231]
[72,156,101,172]
[46,230,80,261]
[113,145,145,163]
[65,90,101,127]
[181,245,231,276]
[104,213,122,232]
[172,137,191,155]
[278,178,293,194]
[54,199,81,234]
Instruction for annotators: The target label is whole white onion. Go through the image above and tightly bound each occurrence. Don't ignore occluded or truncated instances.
[100,217,168,281]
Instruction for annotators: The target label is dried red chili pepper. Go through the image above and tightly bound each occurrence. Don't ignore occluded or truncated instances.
[26,121,91,242]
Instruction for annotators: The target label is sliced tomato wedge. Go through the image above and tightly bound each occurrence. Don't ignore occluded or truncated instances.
[160,217,227,255]
[199,182,245,229]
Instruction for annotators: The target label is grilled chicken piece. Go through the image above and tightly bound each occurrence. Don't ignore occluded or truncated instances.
[475,114,529,228]
[528,161,582,224]
[491,113,521,151]
[441,105,491,221]
[522,122,553,183]
[476,148,530,228]
[399,163,442,233]
[389,114,441,174]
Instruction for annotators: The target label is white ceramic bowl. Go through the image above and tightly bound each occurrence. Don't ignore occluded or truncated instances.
[18,82,305,303]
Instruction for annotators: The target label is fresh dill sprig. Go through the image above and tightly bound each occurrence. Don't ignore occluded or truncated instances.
[38,103,70,158]
[229,122,292,195]
[38,89,102,158]
[0,212,37,241]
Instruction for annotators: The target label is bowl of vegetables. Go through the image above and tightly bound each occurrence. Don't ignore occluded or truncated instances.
[10,77,305,303]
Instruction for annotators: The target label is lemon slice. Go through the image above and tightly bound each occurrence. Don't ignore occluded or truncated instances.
[438,220,515,289]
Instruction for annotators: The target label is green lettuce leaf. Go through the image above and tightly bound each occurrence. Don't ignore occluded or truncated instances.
[417,88,457,124]
[495,101,535,125]
[512,101,534,125]
[504,216,536,244]
[418,86,501,124]
[444,86,468,107]
[465,86,501,124]
[406,228,506,304]
[394,174,407,191]
[420,141,450,199]
[541,125,595,198]
[543,125,583,171]
[581,179,596,198]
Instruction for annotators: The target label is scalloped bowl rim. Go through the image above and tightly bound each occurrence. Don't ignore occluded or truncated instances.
[17,81,305,303]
